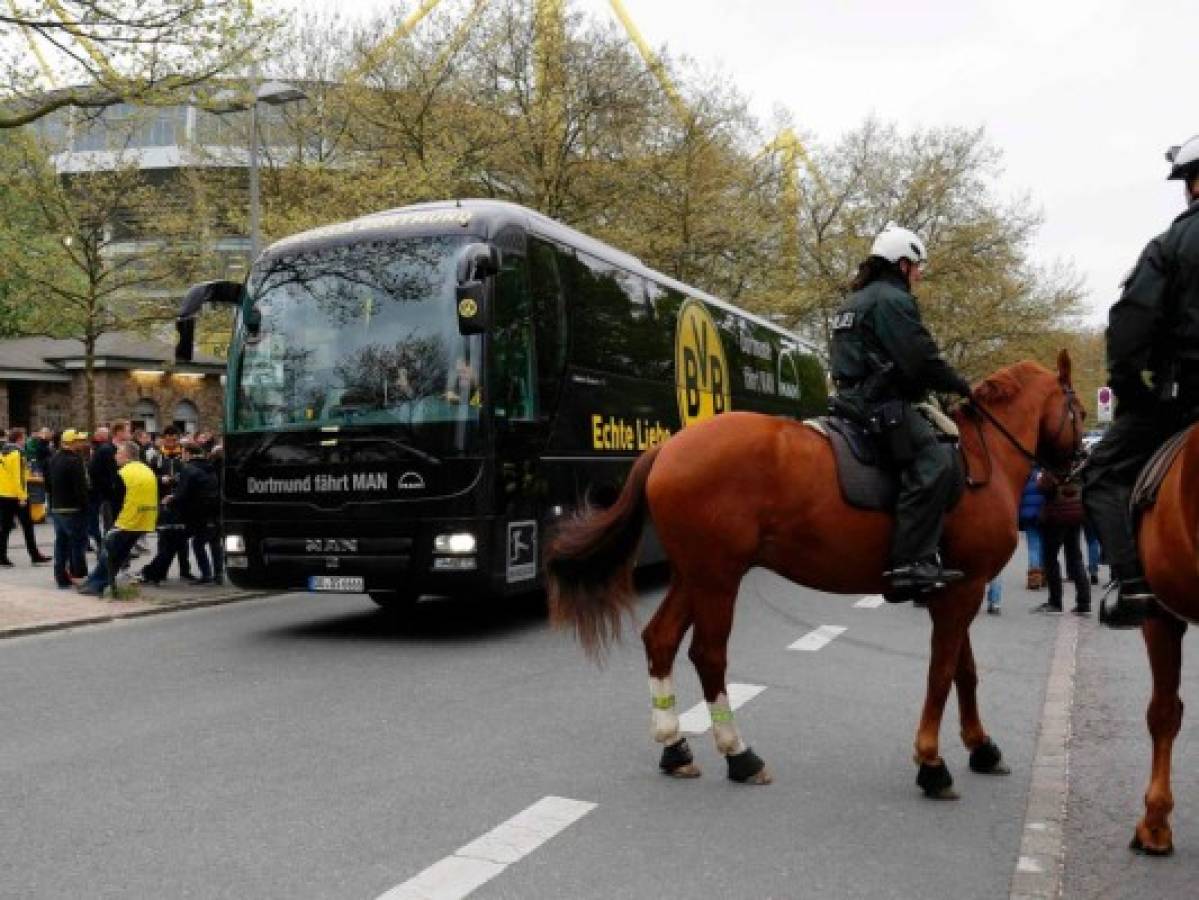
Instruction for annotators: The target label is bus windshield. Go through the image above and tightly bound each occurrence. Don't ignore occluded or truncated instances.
[230,235,483,444]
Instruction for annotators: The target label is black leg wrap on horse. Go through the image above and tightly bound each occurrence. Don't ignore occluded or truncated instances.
[968,738,1005,773]
[916,761,954,797]
[726,746,766,782]
[659,738,694,773]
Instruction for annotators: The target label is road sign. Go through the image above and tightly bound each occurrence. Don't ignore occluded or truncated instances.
[1097,386,1113,424]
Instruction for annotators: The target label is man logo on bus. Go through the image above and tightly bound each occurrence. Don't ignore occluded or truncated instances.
[675,298,732,427]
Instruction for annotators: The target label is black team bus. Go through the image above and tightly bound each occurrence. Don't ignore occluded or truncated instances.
[175,199,827,612]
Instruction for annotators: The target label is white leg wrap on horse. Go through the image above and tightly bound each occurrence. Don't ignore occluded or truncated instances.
[709,692,747,756]
[649,676,680,744]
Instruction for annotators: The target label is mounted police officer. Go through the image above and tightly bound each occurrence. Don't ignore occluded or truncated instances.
[1084,134,1199,629]
[829,224,974,593]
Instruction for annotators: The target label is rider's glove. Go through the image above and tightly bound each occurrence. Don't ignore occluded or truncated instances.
[948,373,973,398]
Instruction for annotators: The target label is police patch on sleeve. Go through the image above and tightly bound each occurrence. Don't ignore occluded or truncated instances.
[832,311,855,331]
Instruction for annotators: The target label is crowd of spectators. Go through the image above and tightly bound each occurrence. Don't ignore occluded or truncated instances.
[0,421,223,598]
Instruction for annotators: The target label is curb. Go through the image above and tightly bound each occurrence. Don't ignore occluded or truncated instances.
[0,590,276,640]
[1009,609,1080,899]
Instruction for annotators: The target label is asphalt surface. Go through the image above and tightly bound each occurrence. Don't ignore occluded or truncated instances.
[1,556,1191,899]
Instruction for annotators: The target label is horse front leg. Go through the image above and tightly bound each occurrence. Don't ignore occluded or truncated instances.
[913,585,979,800]
[955,631,1011,776]
[1133,613,1187,856]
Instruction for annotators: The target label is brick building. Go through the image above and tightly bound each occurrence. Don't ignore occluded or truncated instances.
[0,332,224,435]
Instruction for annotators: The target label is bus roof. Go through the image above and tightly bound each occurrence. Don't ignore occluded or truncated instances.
[265,198,817,353]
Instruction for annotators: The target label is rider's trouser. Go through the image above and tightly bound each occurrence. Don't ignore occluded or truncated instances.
[889,409,957,566]
[1082,407,1182,581]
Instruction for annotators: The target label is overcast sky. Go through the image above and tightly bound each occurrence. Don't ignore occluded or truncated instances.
[290,0,1194,322]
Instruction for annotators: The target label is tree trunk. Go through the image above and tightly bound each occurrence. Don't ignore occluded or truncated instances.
[84,333,97,432]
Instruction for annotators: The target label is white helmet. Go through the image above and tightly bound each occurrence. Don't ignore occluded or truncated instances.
[1166,135,1199,181]
[870,222,928,266]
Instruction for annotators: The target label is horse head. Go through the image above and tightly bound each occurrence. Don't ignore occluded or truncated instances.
[969,350,1086,476]
[1037,349,1086,470]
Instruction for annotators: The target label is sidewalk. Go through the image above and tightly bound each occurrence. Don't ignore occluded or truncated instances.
[0,522,272,638]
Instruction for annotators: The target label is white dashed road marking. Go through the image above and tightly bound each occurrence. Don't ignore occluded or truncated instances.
[376,796,596,900]
[677,683,766,734]
[854,594,886,608]
[788,625,847,651]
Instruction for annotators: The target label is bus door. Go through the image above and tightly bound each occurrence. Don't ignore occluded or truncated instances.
[490,249,543,591]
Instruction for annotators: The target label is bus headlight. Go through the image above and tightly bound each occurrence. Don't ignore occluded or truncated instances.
[224,534,246,554]
[433,532,477,554]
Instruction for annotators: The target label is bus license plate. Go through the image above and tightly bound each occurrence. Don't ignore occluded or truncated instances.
[308,576,365,593]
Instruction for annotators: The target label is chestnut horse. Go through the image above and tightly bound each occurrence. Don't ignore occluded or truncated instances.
[547,353,1083,798]
[1128,422,1199,855]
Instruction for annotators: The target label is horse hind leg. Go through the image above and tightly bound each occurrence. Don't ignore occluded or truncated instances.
[686,578,772,786]
[1133,613,1187,856]
[642,581,701,778]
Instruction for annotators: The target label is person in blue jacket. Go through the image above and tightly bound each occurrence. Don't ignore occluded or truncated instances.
[1019,467,1045,590]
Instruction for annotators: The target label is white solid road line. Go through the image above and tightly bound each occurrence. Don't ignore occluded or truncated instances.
[788,625,848,651]
[377,796,596,900]
[854,594,886,608]
[677,682,767,734]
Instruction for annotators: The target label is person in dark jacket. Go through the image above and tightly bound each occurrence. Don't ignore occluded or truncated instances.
[1018,468,1046,589]
[138,426,192,583]
[1083,134,1199,629]
[1033,466,1090,615]
[86,426,116,549]
[829,223,974,593]
[172,443,221,584]
[46,429,91,587]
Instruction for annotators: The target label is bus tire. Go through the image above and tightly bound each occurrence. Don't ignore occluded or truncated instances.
[369,589,420,614]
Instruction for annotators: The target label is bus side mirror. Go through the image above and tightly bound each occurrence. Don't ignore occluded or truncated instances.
[455,243,498,336]
[456,281,490,335]
[176,280,243,362]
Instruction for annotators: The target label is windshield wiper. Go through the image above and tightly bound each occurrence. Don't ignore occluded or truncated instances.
[338,435,442,466]
[236,431,285,472]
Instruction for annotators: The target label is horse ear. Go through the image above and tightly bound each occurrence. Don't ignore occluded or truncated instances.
[1056,348,1073,386]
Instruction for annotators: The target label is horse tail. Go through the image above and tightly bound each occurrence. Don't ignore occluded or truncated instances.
[546,444,662,662]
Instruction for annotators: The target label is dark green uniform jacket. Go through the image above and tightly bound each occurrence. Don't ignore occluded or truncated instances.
[829,271,969,415]
[1108,199,1199,409]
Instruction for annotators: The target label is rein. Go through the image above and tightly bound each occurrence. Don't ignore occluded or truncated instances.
[960,382,1082,487]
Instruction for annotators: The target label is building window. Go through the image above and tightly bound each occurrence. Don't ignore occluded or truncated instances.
[132,398,159,435]
[172,399,199,435]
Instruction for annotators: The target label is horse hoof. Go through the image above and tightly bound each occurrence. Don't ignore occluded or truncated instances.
[916,761,958,800]
[968,738,1011,775]
[726,747,770,784]
[1131,825,1174,856]
[659,738,701,778]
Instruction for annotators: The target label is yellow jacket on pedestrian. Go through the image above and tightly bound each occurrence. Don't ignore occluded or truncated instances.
[115,460,158,531]
[0,446,27,501]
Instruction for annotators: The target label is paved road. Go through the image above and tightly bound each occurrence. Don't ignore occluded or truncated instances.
[1,559,1193,899]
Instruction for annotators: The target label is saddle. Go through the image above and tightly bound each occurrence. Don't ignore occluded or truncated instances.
[805,403,965,512]
[1131,422,1198,517]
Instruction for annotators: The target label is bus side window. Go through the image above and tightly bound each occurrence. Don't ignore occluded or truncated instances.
[529,238,567,410]
[494,253,538,422]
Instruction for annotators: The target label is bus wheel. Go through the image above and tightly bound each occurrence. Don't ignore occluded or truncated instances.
[369,589,420,614]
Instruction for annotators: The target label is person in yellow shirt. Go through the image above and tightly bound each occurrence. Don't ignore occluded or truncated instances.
[77,442,158,597]
[0,427,51,567]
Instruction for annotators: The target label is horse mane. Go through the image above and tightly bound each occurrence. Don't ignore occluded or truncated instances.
[972,360,1053,405]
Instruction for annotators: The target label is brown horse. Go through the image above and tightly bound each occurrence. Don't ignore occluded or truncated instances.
[546,352,1084,798]
[1129,422,1199,854]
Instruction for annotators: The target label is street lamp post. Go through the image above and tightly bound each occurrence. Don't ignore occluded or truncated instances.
[213,70,307,261]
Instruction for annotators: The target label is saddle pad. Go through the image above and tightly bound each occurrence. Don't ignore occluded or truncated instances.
[1131,423,1197,514]
[822,419,898,511]
[806,416,965,513]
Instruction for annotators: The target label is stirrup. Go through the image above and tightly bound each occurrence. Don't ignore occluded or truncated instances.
[1099,579,1156,630]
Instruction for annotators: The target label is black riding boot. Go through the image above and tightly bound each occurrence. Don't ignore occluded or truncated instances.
[1100,572,1156,630]
[886,557,964,592]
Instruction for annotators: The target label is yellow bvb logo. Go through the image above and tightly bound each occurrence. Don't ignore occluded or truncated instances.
[675,298,731,427]
[458,297,478,319]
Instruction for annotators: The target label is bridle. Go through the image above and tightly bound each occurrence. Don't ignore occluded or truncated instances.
[962,380,1084,487]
